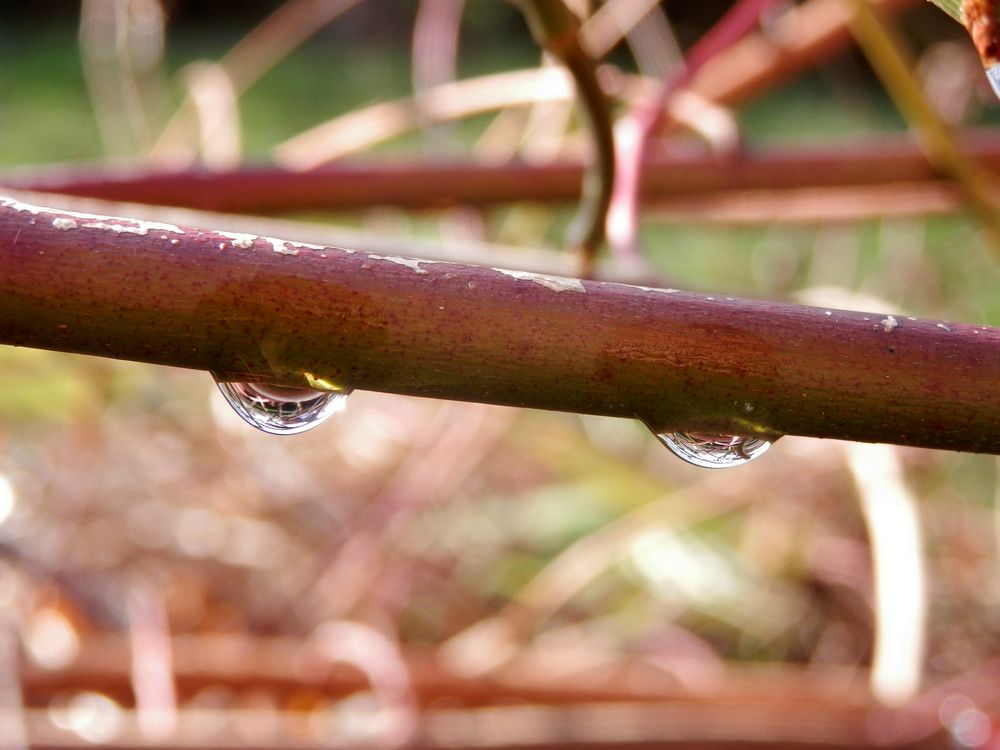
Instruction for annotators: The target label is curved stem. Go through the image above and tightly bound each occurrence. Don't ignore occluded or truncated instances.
[519,0,615,277]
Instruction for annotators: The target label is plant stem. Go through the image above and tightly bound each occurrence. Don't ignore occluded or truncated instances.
[847,0,1000,260]
[507,2,616,276]
[2,194,1000,454]
[10,131,1000,214]
[608,0,780,257]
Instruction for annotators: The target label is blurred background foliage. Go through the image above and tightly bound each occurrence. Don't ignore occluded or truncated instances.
[2,1,1000,747]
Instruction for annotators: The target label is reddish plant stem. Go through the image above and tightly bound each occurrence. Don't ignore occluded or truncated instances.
[15,632,967,748]
[14,633,881,706]
[647,180,995,224]
[412,0,465,152]
[20,636,953,749]
[1,193,999,454]
[609,0,778,257]
[518,1,616,276]
[684,0,915,112]
[7,131,1000,213]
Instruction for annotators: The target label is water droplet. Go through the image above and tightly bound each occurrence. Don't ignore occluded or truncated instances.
[215,380,349,435]
[655,431,772,469]
[986,61,1000,102]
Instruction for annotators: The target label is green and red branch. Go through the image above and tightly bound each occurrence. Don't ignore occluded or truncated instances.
[1,192,999,454]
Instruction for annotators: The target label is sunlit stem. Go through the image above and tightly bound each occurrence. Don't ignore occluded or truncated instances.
[846,442,926,706]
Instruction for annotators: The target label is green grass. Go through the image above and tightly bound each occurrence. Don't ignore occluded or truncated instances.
[0,27,102,164]
[740,74,907,144]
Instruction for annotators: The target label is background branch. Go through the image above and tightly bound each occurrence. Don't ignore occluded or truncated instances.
[9,131,1000,215]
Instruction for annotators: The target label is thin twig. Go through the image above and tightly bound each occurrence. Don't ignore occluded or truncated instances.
[608,0,777,258]
[845,442,926,706]
[79,0,165,157]
[412,0,465,153]
[150,0,366,161]
[518,1,616,277]
[13,131,1000,215]
[684,0,914,109]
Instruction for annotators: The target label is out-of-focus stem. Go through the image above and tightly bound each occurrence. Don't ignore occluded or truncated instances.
[608,0,777,257]
[17,132,1000,214]
[412,0,465,152]
[519,0,615,277]
[181,63,242,170]
[685,0,913,112]
[846,443,926,707]
[79,0,164,156]
[846,0,1000,260]
[151,0,366,161]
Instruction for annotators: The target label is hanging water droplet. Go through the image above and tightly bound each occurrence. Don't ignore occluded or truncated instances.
[655,431,771,469]
[215,380,349,435]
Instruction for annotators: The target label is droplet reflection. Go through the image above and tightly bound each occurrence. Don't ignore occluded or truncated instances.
[655,431,771,469]
[215,381,349,435]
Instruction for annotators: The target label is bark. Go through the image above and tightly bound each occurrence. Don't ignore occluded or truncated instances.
[1,192,999,454]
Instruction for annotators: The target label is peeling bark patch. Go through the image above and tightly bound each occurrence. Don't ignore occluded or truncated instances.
[963,0,1000,66]
[368,254,444,274]
[52,218,78,230]
[81,219,184,236]
[264,237,299,256]
[218,231,257,249]
[881,315,898,332]
[1,195,184,236]
[634,285,679,294]
[494,269,586,293]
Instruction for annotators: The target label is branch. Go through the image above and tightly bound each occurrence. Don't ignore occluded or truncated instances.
[685,0,914,109]
[21,635,938,749]
[16,633,880,710]
[1,193,999,454]
[608,0,779,256]
[8,131,1000,214]
[150,0,367,161]
[518,0,616,276]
